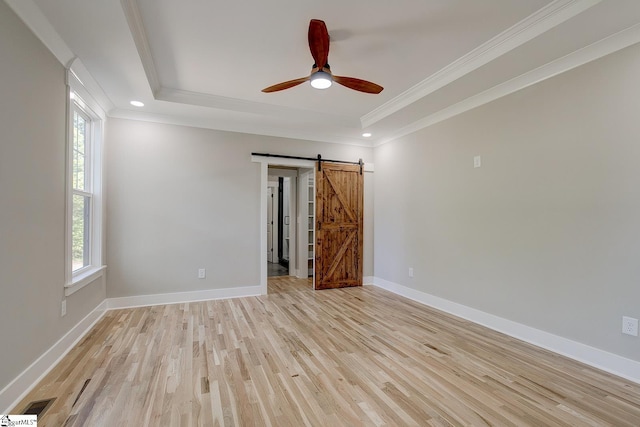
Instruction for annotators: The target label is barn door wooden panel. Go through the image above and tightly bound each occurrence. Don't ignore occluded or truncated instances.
[315,162,363,289]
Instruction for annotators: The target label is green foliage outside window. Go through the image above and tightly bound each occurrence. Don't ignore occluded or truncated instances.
[72,109,90,271]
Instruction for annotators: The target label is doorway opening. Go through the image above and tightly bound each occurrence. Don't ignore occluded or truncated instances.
[267,173,290,277]
[255,156,317,295]
[256,155,366,295]
[266,183,288,276]
[265,166,315,292]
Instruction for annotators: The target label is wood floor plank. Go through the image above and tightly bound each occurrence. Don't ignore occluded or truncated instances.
[12,276,640,426]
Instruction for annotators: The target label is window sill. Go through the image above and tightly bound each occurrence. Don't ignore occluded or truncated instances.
[65,265,106,296]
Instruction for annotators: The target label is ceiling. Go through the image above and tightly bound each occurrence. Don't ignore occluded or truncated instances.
[7,0,640,146]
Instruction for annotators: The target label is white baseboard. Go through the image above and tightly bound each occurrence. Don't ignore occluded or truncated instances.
[0,300,108,414]
[371,277,640,384]
[7,278,635,417]
[0,284,263,414]
[106,285,262,310]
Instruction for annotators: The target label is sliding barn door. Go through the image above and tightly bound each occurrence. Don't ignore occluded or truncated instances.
[315,162,363,289]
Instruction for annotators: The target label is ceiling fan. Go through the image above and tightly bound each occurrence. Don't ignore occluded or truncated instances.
[262,19,383,94]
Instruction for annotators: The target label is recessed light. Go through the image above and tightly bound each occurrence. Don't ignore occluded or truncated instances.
[362,132,372,138]
[130,100,144,107]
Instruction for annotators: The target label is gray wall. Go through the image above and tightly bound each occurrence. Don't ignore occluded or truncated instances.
[105,118,374,298]
[0,2,106,391]
[374,43,640,361]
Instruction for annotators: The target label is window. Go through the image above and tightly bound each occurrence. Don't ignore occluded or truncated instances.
[71,106,92,272]
[65,69,105,296]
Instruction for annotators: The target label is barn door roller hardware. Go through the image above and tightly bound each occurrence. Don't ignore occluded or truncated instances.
[252,152,364,175]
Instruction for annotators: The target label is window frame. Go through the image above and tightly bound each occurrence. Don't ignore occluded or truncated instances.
[71,105,93,274]
[64,70,106,296]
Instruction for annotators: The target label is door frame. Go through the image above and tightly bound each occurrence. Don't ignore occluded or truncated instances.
[255,156,315,295]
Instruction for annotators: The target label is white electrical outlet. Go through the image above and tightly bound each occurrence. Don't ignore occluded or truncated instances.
[408,267,414,278]
[61,300,67,317]
[473,155,481,168]
[622,316,638,336]
[198,268,206,279]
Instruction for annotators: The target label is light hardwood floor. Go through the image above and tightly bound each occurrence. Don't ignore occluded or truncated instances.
[13,277,640,426]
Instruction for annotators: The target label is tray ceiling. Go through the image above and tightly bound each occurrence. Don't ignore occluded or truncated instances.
[8,0,640,146]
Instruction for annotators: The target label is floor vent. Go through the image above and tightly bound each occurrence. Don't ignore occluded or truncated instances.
[22,397,55,417]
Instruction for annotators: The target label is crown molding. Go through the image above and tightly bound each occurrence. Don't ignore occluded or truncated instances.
[67,58,115,115]
[5,0,115,114]
[376,23,640,147]
[4,0,74,65]
[120,0,362,128]
[120,0,161,94]
[361,0,602,129]
[156,87,358,128]
[108,108,375,148]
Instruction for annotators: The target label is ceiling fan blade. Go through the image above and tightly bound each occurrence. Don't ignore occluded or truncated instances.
[262,76,310,93]
[333,75,384,94]
[308,19,329,69]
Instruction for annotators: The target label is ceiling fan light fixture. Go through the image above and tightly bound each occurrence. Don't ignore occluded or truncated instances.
[310,71,333,89]
[262,20,382,94]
